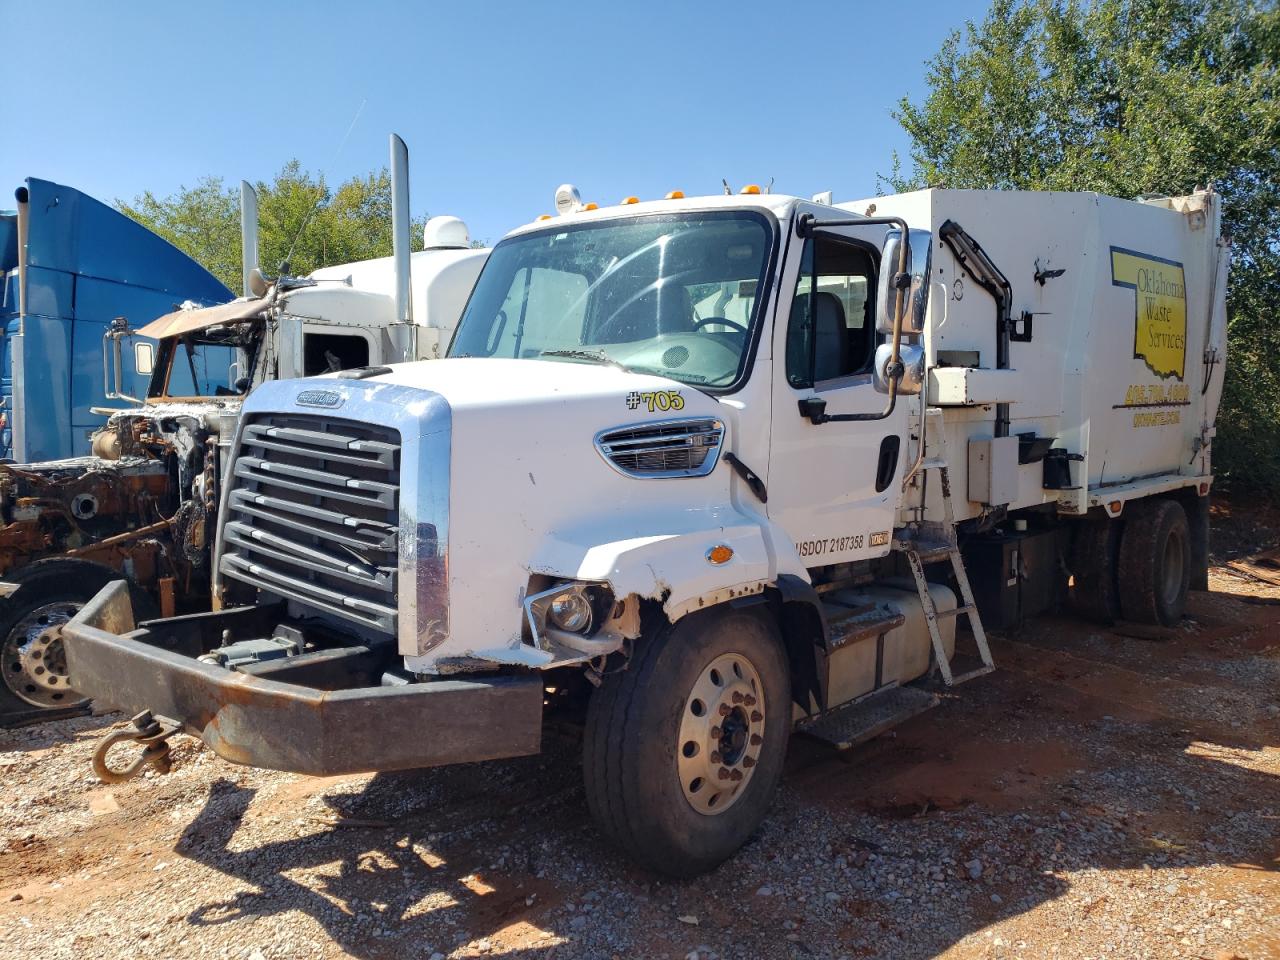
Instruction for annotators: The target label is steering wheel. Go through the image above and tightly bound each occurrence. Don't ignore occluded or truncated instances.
[693,316,749,335]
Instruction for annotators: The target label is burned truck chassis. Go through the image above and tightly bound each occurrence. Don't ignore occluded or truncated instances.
[0,412,220,722]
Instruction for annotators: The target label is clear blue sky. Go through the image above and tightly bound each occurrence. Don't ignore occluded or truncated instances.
[0,0,991,246]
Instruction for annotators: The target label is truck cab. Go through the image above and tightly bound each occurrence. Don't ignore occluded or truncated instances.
[0,179,233,463]
[64,185,1226,875]
[0,221,488,724]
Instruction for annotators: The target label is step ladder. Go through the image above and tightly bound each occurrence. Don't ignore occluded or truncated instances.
[797,684,939,750]
[894,459,995,687]
[798,597,939,750]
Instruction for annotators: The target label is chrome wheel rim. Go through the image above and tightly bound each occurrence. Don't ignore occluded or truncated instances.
[2,601,87,709]
[677,652,766,815]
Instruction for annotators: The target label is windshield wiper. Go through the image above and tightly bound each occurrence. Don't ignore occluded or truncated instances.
[624,365,718,397]
[539,349,623,368]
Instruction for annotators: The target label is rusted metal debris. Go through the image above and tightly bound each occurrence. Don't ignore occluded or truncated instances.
[1225,546,1280,586]
[0,409,218,607]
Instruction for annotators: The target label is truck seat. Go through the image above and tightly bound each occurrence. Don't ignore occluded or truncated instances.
[788,291,851,383]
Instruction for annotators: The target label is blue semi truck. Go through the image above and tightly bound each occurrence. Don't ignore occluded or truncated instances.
[0,178,232,462]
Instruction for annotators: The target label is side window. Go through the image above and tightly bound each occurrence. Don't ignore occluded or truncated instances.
[304,333,370,375]
[162,342,237,397]
[785,236,876,387]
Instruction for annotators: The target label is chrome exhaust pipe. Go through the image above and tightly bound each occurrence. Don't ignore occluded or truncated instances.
[240,181,259,298]
[14,185,29,320]
[389,133,416,361]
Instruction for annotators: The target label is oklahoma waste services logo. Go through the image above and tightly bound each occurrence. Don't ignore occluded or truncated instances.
[1110,247,1187,380]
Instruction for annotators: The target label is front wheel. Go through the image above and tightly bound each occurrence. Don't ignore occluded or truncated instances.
[583,606,791,877]
[0,561,144,721]
[0,586,94,716]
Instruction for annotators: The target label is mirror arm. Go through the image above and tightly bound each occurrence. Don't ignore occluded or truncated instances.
[794,213,913,424]
[101,322,144,405]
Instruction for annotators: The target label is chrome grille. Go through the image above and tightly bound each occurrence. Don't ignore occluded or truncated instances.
[219,415,401,636]
[595,418,725,478]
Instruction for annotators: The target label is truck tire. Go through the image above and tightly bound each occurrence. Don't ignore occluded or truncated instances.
[1069,515,1122,623]
[0,560,151,723]
[583,606,791,877]
[1117,499,1191,627]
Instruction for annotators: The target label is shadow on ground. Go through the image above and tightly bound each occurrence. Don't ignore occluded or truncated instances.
[168,585,1280,959]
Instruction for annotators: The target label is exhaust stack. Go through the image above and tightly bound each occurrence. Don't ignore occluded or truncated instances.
[14,186,29,319]
[389,133,416,361]
[240,182,259,299]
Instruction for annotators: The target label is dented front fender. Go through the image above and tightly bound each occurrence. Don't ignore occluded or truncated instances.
[529,507,807,623]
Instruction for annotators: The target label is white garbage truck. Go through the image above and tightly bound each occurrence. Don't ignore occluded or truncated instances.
[62,183,1227,876]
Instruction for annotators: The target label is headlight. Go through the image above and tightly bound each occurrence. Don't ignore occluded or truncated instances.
[549,590,595,633]
[524,581,614,648]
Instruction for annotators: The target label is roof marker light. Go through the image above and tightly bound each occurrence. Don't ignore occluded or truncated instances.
[621,196,640,205]
[583,202,598,210]
[665,190,685,200]
[537,214,553,221]
[740,184,761,195]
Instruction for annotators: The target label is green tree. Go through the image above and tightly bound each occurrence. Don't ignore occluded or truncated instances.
[116,177,241,291]
[891,0,1280,494]
[117,162,429,293]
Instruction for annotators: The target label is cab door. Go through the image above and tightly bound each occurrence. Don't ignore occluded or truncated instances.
[765,225,908,565]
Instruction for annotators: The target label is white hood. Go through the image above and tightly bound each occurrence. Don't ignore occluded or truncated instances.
[337,356,718,416]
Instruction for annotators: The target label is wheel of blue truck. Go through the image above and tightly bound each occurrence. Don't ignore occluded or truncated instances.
[583,606,791,877]
[1118,498,1191,627]
[0,564,120,716]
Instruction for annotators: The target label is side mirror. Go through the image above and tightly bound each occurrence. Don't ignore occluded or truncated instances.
[876,229,932,336]
[874,342,925,395]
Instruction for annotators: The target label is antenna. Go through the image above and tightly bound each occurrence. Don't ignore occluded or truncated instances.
[279,97,368,273]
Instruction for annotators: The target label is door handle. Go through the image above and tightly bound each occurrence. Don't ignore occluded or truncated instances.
[875,435,901,492]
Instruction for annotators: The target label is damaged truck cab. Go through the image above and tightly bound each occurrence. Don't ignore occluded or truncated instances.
[0,223,488,723]
[64,185,1227,876]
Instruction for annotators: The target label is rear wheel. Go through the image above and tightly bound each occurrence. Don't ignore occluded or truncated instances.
[583,606,790,877]
[1069,515,1122,623]
[1118,498,1190,627]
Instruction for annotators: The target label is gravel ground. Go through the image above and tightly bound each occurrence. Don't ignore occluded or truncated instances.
[2,528,1277,959]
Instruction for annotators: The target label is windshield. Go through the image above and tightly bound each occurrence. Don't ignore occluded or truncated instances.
[449,211,773,388]
[149,320,263,399]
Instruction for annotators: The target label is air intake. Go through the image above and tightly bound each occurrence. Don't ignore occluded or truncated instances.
[595,418,725,478]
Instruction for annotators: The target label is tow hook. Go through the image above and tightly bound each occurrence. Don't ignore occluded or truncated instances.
[91,710,183,784]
